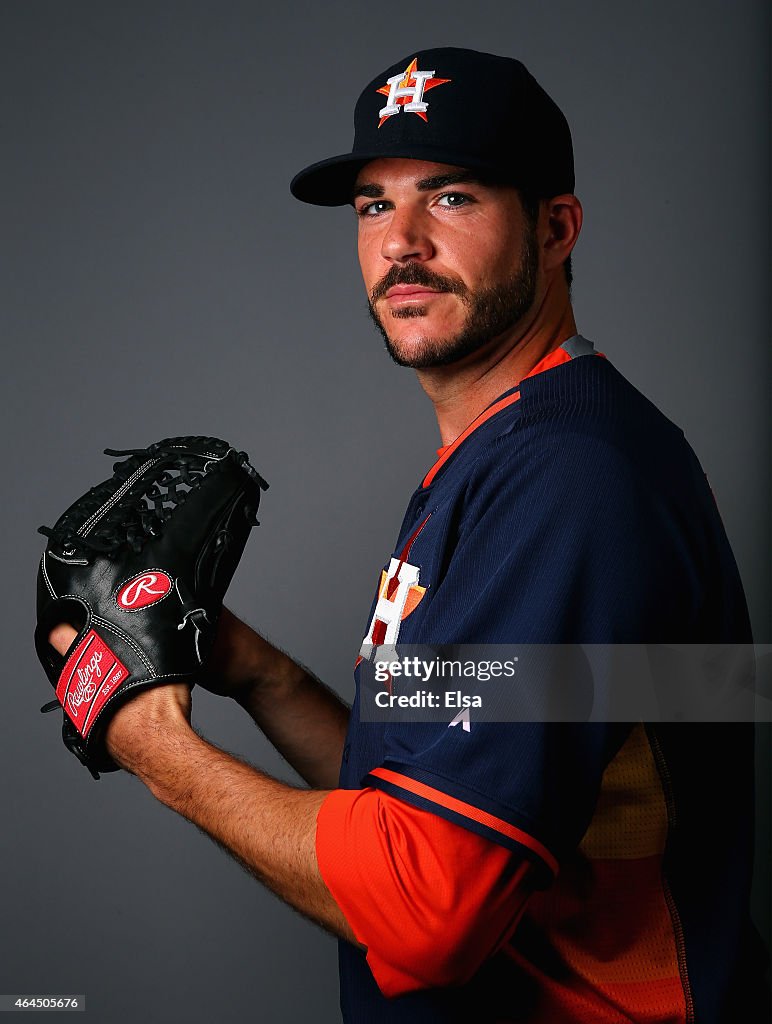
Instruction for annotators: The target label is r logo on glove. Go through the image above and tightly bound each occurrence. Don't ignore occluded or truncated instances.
[116,571,174,610]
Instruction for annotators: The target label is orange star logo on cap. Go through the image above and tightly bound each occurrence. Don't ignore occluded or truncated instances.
[376,57,451,128]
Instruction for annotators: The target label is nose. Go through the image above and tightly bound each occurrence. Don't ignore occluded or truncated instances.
[380,206,434,264]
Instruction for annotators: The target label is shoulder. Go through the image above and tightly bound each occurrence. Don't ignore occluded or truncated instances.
[470,354,707,512]
[521,355,688,456]
[453,354,727,594]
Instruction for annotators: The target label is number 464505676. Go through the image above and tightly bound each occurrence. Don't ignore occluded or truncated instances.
[14,997,79,1009]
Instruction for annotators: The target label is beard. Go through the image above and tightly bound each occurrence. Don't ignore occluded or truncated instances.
[367,229,539,369]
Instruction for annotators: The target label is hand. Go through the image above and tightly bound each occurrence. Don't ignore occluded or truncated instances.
[200,607,281,702]
[48,624,193,775]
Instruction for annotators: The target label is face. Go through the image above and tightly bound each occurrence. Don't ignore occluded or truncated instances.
[353,159,540,369]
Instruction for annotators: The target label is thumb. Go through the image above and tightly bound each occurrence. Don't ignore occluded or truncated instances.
[49,623,78,657]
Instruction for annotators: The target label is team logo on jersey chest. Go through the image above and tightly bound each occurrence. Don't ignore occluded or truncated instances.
[359,513,431,659]
[362,557,426,647]
[376,58,451,127]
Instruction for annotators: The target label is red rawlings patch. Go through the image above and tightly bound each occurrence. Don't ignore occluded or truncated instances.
[56,630,130,738]
[116,570,173,611]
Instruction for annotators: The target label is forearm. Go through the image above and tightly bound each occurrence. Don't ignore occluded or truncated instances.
[216,610,350,788]
[133,722,360,946]
[237,667,350,789]
[45,624,357,943]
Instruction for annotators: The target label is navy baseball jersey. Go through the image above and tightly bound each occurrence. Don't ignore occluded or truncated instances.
[327,338,767,1022]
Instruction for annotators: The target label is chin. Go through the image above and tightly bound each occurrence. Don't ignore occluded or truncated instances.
[385,343,429,368]
[384,335,464,370]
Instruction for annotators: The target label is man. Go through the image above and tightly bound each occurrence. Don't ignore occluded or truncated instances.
[48,49,768,1022]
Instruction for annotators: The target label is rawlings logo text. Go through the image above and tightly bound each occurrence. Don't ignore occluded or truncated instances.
[66,650,104,713]
[56,630,131,738]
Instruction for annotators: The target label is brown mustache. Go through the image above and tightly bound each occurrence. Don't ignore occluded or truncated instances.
[370,262,467,303]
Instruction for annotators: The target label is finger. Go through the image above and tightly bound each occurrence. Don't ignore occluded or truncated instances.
[49,623,78,656]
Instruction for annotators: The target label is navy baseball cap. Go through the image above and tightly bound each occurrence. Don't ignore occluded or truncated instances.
[290,47,574,207]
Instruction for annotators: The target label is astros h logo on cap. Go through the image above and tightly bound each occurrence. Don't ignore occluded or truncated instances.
[375,58,451,127]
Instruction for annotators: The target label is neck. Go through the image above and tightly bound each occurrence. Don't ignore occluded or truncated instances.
[416,277,577,447]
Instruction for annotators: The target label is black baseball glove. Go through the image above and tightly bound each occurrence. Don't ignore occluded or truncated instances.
[35,436,268,779]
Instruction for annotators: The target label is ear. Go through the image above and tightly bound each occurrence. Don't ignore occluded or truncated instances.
[541,194,583,273]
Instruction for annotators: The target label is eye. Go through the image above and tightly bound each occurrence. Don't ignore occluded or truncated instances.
[436,192,474,209]
[356,199,392,217]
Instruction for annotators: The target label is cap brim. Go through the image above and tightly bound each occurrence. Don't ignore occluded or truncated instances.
[290,146,513,207]
[290,153,373,207]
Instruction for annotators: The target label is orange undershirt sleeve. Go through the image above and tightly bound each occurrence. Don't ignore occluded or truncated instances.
[316,786,534,998]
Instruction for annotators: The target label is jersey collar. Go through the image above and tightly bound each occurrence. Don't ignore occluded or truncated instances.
[421,336,600,489]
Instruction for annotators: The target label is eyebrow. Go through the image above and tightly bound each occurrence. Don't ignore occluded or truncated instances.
[351,170,483,201]
[416,171,483,191]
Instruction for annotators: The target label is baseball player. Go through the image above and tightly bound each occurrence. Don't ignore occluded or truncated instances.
[45,48,769,1022]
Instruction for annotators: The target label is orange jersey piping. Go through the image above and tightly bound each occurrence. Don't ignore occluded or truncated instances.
[369,766,559,876]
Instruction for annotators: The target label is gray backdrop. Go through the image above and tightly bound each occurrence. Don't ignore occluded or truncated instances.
[2,2,769,1021]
